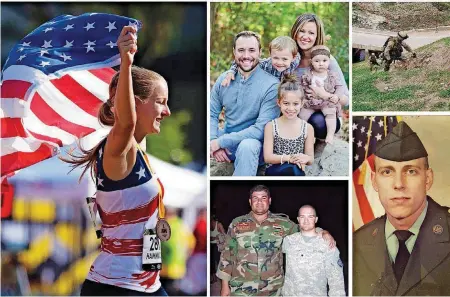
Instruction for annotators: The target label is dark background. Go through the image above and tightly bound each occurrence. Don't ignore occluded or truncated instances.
[211,180,349,294]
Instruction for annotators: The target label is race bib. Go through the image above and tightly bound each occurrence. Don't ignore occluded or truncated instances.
[142,229,162,271]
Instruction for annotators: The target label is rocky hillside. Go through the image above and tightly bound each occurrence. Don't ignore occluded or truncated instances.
[353,2,450,31]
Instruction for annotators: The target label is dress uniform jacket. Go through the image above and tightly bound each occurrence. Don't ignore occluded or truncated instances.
[353,197,450,296]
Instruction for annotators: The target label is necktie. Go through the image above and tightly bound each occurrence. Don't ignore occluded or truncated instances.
[393,230,413,283]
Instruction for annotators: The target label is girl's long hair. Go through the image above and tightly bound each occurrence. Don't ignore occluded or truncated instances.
[61,66,164,182]
[278,73,304,101]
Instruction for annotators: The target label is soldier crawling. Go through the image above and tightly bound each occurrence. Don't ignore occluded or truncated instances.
[381,31,417,71]
[282,205,346,296]
[368,53,380,72]
[216,185,336,296]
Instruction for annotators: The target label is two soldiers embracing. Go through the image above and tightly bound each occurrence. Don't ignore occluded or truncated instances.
[216,185,346,296]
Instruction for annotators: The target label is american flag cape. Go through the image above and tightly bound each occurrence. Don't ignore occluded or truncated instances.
[352,116,402,230]
[0,13,142,178]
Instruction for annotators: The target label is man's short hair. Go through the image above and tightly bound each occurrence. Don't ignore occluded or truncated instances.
[233,30,261,50]
[269,36,298,57]
[298,205,317,216]
[249,184,270,198]
[424,157,429,169]
[373,156,430,170]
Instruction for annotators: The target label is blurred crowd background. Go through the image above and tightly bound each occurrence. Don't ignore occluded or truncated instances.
[1,2,207,296]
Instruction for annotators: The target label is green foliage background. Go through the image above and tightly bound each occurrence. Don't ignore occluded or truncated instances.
[210,2,349,81]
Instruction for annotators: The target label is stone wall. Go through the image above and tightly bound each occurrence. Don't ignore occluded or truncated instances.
[210,139,349,176]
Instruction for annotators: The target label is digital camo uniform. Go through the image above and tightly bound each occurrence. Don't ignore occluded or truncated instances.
[216,212,297,296]
[383,37,414,61]
[282,233,345,296]
[381,32,415,71]
[368,53,380,72]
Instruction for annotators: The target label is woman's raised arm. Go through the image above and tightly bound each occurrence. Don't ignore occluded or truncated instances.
[103,25,139,181]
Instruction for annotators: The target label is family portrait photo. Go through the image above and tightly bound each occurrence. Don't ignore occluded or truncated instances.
[210,2,349,177]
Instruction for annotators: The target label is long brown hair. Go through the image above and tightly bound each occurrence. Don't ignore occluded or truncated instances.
[290,13,326,54]
[61,66,164,182]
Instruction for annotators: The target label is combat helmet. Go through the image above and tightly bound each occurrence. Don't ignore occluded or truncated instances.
[398,31,409,39]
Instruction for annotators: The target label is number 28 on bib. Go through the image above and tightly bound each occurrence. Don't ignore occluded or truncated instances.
[142,229,162,271]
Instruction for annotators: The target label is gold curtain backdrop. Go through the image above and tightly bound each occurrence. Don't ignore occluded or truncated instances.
[403,116,450,206]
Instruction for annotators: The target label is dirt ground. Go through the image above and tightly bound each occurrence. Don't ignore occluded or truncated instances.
[353,2,450,31]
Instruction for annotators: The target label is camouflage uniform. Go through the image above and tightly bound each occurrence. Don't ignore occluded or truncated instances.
[281,233,345,296]
[368,53,380,72]
[216,211,297,296]
[382,35,415,71]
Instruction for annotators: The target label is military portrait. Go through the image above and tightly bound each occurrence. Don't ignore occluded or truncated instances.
[353,116,450,296]
[210,180,348,296]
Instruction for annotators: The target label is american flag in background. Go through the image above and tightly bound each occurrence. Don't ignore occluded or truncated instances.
[352,116,401,230]
[1,13,142,177]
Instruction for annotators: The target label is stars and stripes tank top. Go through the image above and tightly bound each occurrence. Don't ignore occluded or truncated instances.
[86,140,164,293]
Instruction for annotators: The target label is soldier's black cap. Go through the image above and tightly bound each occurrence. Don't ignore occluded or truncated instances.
[375,121,428,162]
